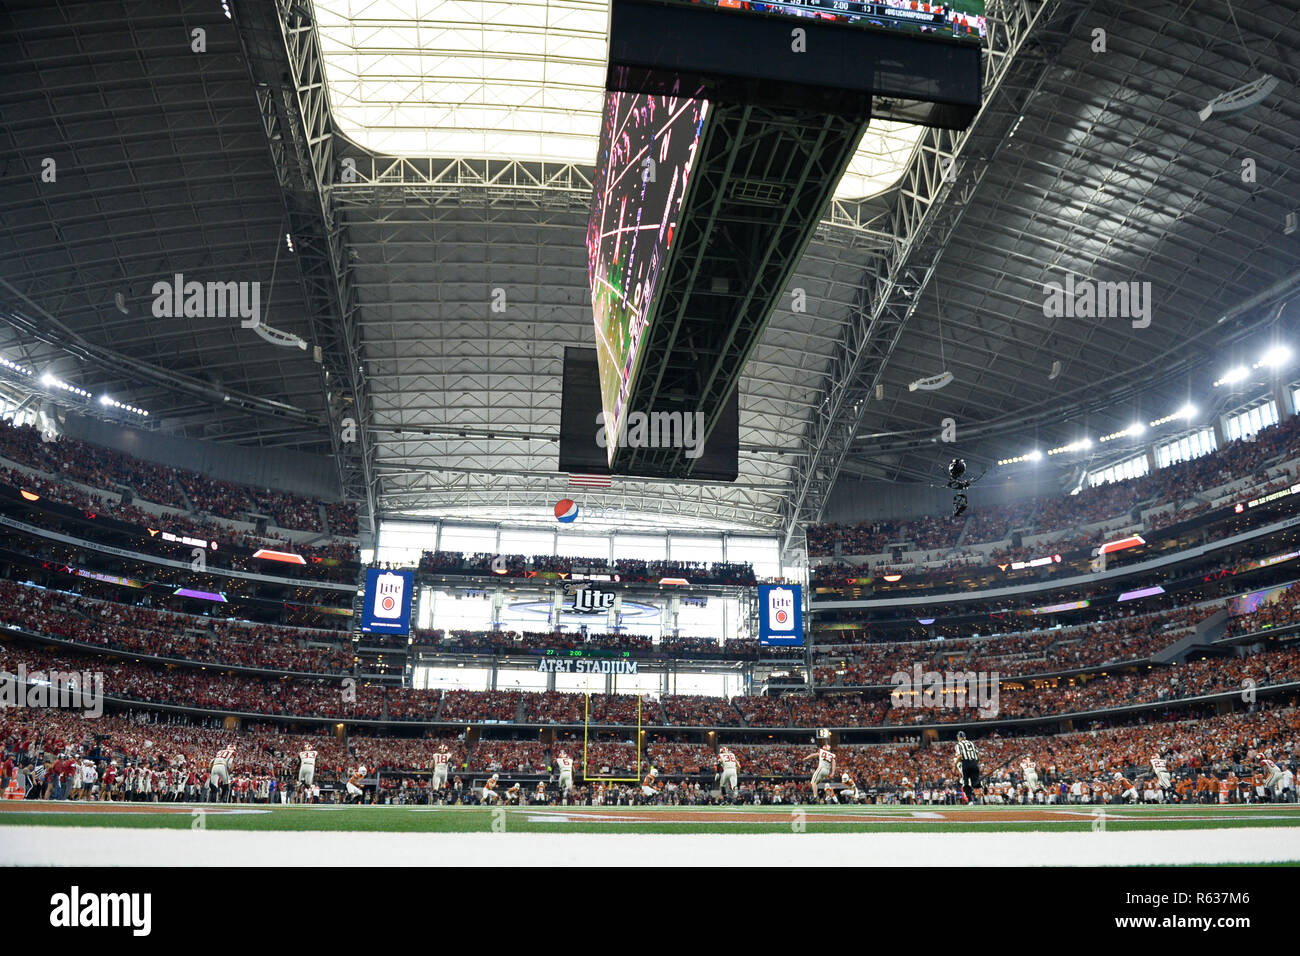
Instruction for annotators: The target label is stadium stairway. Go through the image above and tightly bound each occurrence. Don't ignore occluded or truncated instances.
[1150,609,1229,664]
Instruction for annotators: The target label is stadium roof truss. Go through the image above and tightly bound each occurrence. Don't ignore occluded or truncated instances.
[2,0,1298,557]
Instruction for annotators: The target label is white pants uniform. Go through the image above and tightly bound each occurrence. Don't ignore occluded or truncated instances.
[346,782,362,797]
[811,764,831,792]
[558,772,573,794]
[1265,770,1284,794]
[298,765,315,787]
[432,766,448,788]
[641,785,658,797]
[1024,771,1039,792]
[1156,771,1171,791]
[719,768,738,792]
[208,762,230,787]
[482,788,499,802]
[1122,786,1138,802]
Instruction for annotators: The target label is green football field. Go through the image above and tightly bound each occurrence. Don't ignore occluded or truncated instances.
[4,802,1300,835]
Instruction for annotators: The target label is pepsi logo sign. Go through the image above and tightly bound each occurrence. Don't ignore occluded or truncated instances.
[554,499,579,523]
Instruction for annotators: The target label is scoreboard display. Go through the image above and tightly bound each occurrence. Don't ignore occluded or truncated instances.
[670,0,986,43]
[585,86,710,465]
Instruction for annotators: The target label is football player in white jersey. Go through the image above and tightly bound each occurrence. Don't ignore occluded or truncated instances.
[718,748,739,802]
[806,743,835,803]
[297,746,317,801]
[1259,753,1285,800]
[555,750,575,803]
[208,745,235,801]
[1148,754,1174,801]
[432,743,452,795]
[1020,755,1042,799]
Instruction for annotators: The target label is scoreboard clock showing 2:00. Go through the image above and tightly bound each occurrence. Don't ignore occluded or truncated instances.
[758,584,804,646]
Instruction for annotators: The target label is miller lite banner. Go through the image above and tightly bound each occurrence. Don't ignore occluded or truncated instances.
[758,584,803,646]
[564,583,616,614]
[361,568,415,634]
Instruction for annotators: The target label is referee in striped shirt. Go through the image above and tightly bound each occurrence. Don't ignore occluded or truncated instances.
[954,732,981,804]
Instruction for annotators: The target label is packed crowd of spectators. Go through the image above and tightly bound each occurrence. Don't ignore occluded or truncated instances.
[0,419,358,537]
[808,414,1300,560]
[417,549,757,586]
[4,699,1296,803]
[413,628,796,661]
[659,694,742,726]
[1226,581,1300,637]
[0,456,358,573]
[0,580,353,674]
[814,605,1217,686]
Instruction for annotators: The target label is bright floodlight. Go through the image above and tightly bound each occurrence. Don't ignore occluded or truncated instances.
[1028,449,1043,461]
[1178,403,1196,419]
[1259,346,1292,368]
[1215,366,1248,387]
[99,394,112,406]
[40,372,55,387]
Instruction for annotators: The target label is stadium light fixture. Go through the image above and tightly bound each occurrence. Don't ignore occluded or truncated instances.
[1099,423,1144,442]
[1047,438,1092,456]
[1213,366,1249,387]
[1256,345,1292,369]
[1148,404,1196,428]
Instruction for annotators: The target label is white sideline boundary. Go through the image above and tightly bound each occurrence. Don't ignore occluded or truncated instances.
[2,826,1298,866]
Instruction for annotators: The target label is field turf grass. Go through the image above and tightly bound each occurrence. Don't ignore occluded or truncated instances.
[3,801,1300,836]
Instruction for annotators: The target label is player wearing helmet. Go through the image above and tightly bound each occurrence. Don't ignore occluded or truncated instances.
[555,750,575,803]
[718,748,739,803]
[432,742,451,797]
[640,767,659,799]
[806,742,835,803]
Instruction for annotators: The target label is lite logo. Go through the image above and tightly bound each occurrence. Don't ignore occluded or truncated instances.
[565,584,614,613]
[371,572,406,619]
[49,886,151,936]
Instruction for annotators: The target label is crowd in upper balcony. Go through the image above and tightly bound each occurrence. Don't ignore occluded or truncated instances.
[416,549,756,585]
[808,414,1300,567]
[0,580,352,674]
[814,605,1217,686]
[0,419,359,535]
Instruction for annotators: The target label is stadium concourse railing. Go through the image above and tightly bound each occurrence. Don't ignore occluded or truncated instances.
[4,627,1296,737]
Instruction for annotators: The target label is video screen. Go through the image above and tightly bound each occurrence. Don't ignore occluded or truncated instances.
[666,0,986,42]
[586,86,710,466]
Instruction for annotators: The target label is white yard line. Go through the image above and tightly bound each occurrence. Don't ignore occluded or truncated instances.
[2,826,1298,866]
